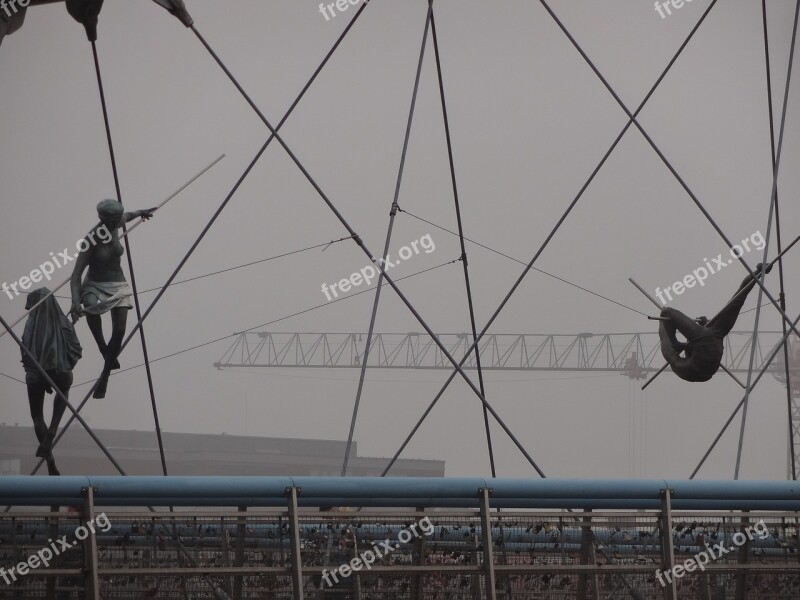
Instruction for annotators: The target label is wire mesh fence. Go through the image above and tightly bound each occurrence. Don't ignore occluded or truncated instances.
[1,508,799,599]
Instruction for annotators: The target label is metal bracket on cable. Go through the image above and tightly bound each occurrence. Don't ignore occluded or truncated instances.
[65,0,103,41]
[390,202,399,217]
[151,0,194,27]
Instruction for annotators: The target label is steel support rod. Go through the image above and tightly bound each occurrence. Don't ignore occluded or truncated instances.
[430,5,497,477]
[761,0,797,480]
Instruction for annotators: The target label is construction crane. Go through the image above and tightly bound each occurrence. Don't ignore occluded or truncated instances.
[215,330,800,471]
[215,330,795,377]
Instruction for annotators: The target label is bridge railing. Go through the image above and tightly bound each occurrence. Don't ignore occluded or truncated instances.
[1,477,800,600]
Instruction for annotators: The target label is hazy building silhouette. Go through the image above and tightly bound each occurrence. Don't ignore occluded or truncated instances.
[0,424,444,477]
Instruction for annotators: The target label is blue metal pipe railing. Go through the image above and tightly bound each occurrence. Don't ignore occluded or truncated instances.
[1,477,799,509]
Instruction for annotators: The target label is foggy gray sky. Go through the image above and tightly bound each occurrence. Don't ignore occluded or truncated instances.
[0,0,798,481]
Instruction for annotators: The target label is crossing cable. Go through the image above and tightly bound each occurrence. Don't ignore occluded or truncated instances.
[538,0,800,345]
[0,371,24,384]
[24,8,395,476]
[91,39,168,478]
[734,0,800,479]
[342,2,433,476]
[71,259,460,388]
[189,25,549,477]
[379,0,720,478]
[134,237,351,294]
[430,7,497,477]
[15,236,351,298]
[761,0,797,480]
[397,208,648,317]
[690,310,800,478]
[0,220,646,387]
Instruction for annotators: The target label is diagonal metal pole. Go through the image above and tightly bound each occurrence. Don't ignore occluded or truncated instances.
[537,0,800,344]
[342,1,433,476]
[691,310,800,478]
[190,22,554,476]
[380,0,721,476]
[91,39,169,477]
[761,0,797,480]
[734,0,799,479]
[27,3,372,477]
[430,7,497,477]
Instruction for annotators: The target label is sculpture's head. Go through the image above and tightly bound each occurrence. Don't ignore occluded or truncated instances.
[25,287,51,311]
[96,199,123,228]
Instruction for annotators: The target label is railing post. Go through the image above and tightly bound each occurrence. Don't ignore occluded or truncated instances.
[286,487,305,600]
[46,506,59,600]
[221,518,233,597]
[412,506,426,600]
[234,506,246,600]
[352,532,362,600]
[659,488,677,600]
[734,512,751,600]
[81,487,101,600]
[577,509,599,600]
[478,487,497,600]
